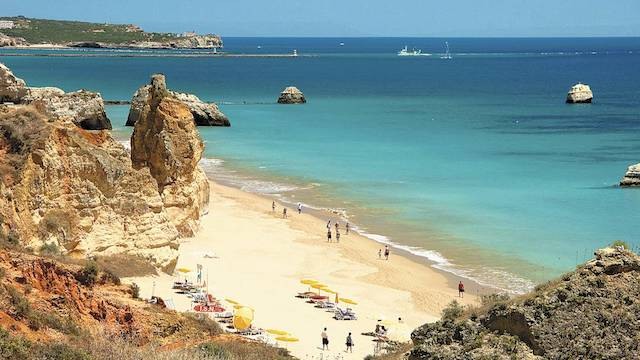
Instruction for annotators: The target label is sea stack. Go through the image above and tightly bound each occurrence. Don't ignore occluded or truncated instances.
[277,86,306,104]
[620,163,640,187]
[566,82,593,103]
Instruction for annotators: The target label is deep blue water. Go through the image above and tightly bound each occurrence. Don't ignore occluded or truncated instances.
[3,37,639,292]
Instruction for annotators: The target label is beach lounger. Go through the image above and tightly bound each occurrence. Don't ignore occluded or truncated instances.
[334,307,357,320]
[314,301,336,309]
[213,311,233,319]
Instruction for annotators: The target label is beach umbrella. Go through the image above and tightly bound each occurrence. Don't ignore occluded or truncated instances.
[275,336,299,342]
[322,288,337,294]
[225,298,239,305]
[340,298,358,305]
[300,279,318,291]
[233,306,254,331]
[311,283,328,294]
[176,267,191,273]
[266,329,289,336]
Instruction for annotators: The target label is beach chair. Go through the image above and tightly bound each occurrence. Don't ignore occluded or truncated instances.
[314,300,336,309]
[334,307,357,320]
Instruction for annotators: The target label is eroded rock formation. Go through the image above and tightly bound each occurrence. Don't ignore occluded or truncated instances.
[0,32,28,47]
[408,246,640,359]
[131,74,210,236]
[0,106,179,266]
[126,77,229,127]
[0,62,111,130]
[566,83,593,104]
[620,163,640,187]
[277,86,306,104]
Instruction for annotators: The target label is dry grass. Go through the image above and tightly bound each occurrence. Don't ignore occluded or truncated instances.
[94,253,158,278]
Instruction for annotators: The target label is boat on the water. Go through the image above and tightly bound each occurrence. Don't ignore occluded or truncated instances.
[441,41,452,59]
[397,46,431,56]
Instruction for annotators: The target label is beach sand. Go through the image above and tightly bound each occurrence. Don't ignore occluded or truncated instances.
[129,180,479,359]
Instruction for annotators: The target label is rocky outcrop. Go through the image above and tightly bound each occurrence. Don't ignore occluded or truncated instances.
[277,86,306,104]
[0,106,179,266]
[0,32,28,47]
[68,35,222,50]
[22,88,111,130]
[566,83,593,103]
[409,246,640,359]
[131,74,210,236]
[620,163,640,187]
[126,78,229,127]
[0,63,28,103]
[169,34,223,49]
[0,62,111,130]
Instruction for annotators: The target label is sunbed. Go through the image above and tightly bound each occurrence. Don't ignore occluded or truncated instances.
[334,307,357,320]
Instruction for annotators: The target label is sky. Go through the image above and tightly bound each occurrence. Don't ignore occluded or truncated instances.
[3,0,640,37]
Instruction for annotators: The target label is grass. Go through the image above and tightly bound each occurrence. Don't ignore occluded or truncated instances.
[0,16,182,44]
[94,253,157,278]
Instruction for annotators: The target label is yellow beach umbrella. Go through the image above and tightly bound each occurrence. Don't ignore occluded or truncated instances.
[176,267,191,273]
[300,279,318,285]
[266,329,289,336]
[340,298,358,305]
[233,306,254,331]
[275,336,299,342]
[322,288,337,294]
[225,298,239,305]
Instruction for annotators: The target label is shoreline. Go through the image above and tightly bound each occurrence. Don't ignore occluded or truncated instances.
[128,179,484,359]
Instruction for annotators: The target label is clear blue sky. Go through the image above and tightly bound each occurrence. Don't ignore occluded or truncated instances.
[3,0,640,37]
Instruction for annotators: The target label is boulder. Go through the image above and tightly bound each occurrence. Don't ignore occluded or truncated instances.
[277,86,306,104]
[131,74,210,236]
[620,163,640,187]
[22,88,112,130]
[126,81,229,127]
[0,62,28,103]
[0,32,27,47]
[566,83,593,103]
[0,106,179,267]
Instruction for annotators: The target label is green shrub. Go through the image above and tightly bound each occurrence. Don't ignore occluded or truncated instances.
[6,285,31,319]
[184,312,222,336]
[611,240,629,250]
[441,300,465,321]
[199,343,231,359]
[101,269,121,285]
[76,261,98,287]
[480,293,510,307]
[35,342,90,360]
[0,328,32,360]
[40,242,60,256]
[130,282,140,299]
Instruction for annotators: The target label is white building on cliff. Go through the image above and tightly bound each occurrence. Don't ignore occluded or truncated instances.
[0,20,15,29]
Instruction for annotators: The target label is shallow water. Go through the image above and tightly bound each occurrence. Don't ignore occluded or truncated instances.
[4,37,640,293]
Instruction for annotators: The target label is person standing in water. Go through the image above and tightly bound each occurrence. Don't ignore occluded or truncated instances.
[283,208,287,219]
[345,332,353,353]
[321,327,329,350]
[272,201,276,212]
[298,203,302,214]
[346,222,350,235]
[458,281,465,298]
[327,229,332,242]
[384,246,390,260]
[336,229,341,243]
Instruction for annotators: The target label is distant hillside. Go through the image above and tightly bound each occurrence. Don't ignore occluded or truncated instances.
[0,16,221,48]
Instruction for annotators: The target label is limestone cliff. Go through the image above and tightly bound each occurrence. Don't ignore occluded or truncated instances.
[0,62,111,130]
[0,32,28,47]
[126,77,230,127]
[407,247,640,359]
[620,163,640,187]
[131,74,210,236]
[0,106,178,266]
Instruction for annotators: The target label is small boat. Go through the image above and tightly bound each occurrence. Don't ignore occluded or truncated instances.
[340,42,345,46]
[257,45,262,49]
[292,49,298,57]
[397,46,431,56]
[441,41,452,60]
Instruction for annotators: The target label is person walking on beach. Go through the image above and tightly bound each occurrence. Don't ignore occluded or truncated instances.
[272,201,276,212]
[335,222,339,232]
[458,281,465,298]
[345,332,353,353]
[283,208,287,219]
[346,222,350,235]
[327,229,332,242]
[378,249,382,259]
[384,246,390,260]
[336,229,341,243]
[298,203,302,214]
[327,220,331,230]
[321,327,329,350]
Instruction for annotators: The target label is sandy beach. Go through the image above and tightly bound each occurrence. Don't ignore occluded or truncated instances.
[129,180,480,359]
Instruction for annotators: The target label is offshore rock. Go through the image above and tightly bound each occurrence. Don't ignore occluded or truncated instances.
[131,74,210,236]
[0,106,179,266]
[566,83,593,103]
[620,163,640,187]
[409,246,640,359]
[126,79,229,127]
[0,62,28,103]
[277,86,306,104]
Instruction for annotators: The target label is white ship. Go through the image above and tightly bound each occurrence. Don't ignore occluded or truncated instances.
[397,46,431,56]
[441,41,452,60]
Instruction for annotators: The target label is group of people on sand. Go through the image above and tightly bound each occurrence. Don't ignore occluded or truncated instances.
[321,327,354,353]
[326,220,349,243]
[272,200,304,219]
[377,245,391,260]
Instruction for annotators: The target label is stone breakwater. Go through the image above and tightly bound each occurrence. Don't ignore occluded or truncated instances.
[0,65,211,269]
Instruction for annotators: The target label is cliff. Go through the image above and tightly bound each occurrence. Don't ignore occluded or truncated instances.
[0,63,111,130]
[126,77,230,127]
[405,246,640,359]
[620,163,640,187]
[130,74,211,236]
[0,249,291,359]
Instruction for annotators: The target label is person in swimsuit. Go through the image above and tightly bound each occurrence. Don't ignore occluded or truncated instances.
[283,208,287,219]
[327,229,332,242]
[346,222,350,235]
[458,281,465,298]
[298,203,302,214]
[272,201,276,212]
[336,229,340,243]
[378,249,382,259]
[384,246,390,260]
[321,328,329,350]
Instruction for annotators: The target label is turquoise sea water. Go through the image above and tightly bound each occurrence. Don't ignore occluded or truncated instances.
[3,38,640,293]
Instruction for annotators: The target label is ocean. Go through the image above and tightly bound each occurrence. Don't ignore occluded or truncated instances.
[3,37,640,293]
